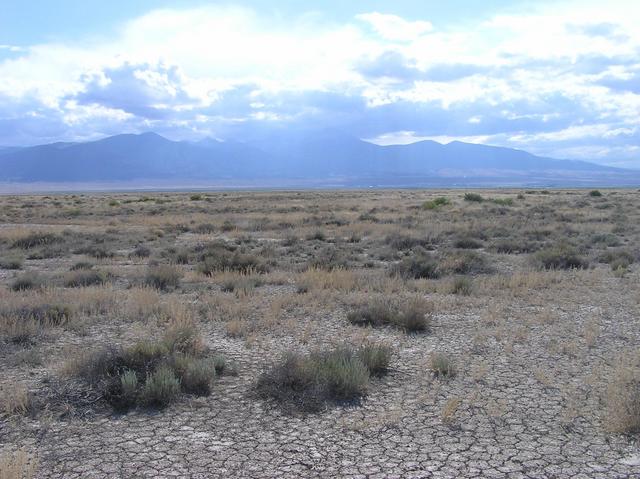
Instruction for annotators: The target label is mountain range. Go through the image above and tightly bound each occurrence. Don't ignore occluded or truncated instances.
[0,132,637,188]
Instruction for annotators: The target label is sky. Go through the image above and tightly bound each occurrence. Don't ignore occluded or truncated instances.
[0,0,639,166]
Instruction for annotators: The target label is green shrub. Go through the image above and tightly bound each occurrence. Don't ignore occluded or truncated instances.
[489,198,514,206]
[463,193,483,203]
[190,194,203,201]
[72,326,220,411]
[179,358,215,395]
[357,343,392,376]
[422,197,450,210]
[141,366,181,407]
[145,264,183,290]
[589,190,603,197]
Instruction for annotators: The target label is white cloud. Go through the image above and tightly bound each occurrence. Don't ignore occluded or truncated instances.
[0,2,638,165]
[356,12,432,42]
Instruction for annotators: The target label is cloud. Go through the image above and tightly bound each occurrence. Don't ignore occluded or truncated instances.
[0,1,639,166]
[356,12,432,41]
[74,62,200,119]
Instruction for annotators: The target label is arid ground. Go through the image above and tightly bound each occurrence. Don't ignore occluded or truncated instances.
[1,189,639,478]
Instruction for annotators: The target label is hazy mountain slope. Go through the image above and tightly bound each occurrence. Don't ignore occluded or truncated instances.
[0,131,629,184]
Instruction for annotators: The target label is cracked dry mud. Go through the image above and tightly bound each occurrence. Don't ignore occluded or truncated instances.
[1,190,639,478]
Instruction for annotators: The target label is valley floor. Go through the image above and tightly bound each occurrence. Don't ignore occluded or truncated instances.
[1,189,639,478]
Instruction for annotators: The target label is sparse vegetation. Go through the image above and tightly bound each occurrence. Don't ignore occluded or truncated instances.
[0,189,638,475]
[256,343,390,412]
[347,298,431,333]
[145,264,183,290]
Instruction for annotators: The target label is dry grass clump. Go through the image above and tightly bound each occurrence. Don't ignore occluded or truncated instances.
[197,243,268,276]
[429,352,457,378]
[298,267,358,292]
[0,302,73,344]
[11,231,62,249]
[0,381,33,416]
[63,269,109,288]
[0,448,38,479]
[256,343,391,413]
[347,297,432,333]
[66,320,220,411]
[604,353,640,434]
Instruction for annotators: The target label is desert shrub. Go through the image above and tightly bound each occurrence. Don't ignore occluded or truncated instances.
[131,244,151,258]
[193,223,216,234]
[463,193,483,203]
[598,249,634,268]
[64,269,108,287]
[256,344,388,412]
[490,239,537,254]
[220,276,263,293]
[589,190,603,197]
[70,324,219,411]
[429,352,457,378]
[589,233,621,248]
[307,246,350,271]
[532,244,588,270]
[489,198,514,206]
[73,245,114,259]
[453,236,483,249]
[604,354,640,434]
[69,261,93,271]
[10,272,42,291]
[422,197,450,210]
[11,232,61,249]
[385,233,431,251]
[141,366,181,407]
[347,298,431,333]
[357,343,392,376]
[307,230,326,241]
[220,220,235,232]
[0,257,23,270]
[197,245,268,276]
[178,358,216,395]
[391,252,439,279]
[190,194,203,201]
[145,264,183,290]
[439,250,491,275]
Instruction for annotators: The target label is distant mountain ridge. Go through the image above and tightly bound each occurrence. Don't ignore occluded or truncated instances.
[0,132,636,187]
